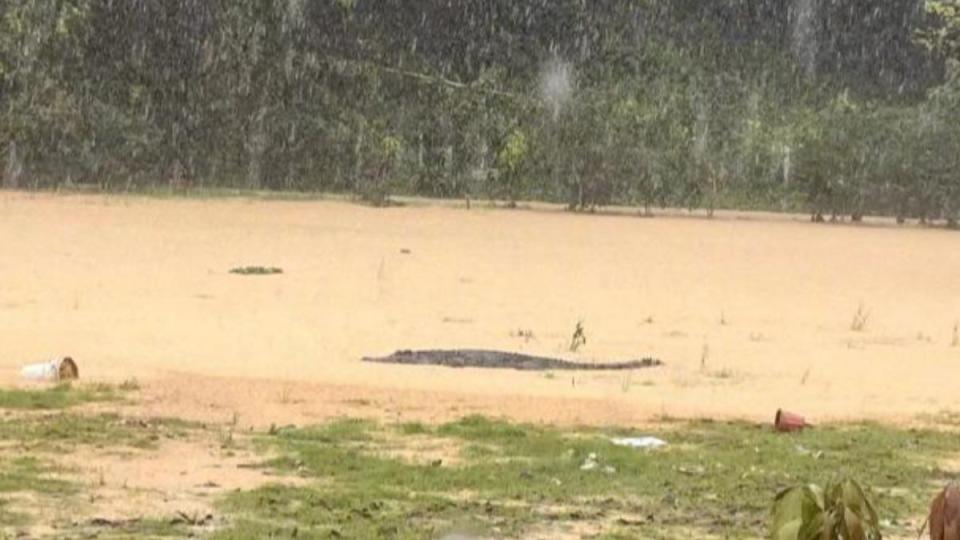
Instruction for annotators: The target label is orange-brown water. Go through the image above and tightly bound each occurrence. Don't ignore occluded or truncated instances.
[2,192,958,426]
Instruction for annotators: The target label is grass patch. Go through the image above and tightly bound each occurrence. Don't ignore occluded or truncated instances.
[0,456,75,527]
[0,409,936,538]
[0,413,198,451]
[117,378,141,391]
[0,498,29,527]
[0,383,121,410]
[436,415,530,441]
[0,456,73,495]
[72,517,196,538]
[105,518,194,537]
[0,411,206,534]
[271,418,376,443]
[0,412,204,533]
[216,416,959,538]
[396,422,431,436]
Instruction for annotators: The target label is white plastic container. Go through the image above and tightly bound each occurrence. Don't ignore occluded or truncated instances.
[20,356,78,381]
[611,436,668,449]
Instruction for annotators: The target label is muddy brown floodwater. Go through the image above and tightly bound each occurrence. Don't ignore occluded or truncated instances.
[1,192,959,427]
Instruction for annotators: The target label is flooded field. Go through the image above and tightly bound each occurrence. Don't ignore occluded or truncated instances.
[2,192,958,427]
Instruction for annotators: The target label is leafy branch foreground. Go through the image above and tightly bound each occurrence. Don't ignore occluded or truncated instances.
[773,479,882,540]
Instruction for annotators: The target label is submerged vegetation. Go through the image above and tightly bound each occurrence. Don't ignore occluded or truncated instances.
[229,266,283,276]
[0,2,959,223]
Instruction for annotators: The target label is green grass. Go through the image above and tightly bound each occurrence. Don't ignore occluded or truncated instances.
[0,409,953,538]
[0,413,198,451]
[117,378,141,392]
[0,498,29,527]
[56,516,197,539]
[0,383,189,453]
[0,456,76,528]
[0,412,204,535]
[396,421,431,436]
[54,183,817,222]
[214,415,959,539]
[87,184,352,202]
[0,456,72,495]
[270,418,377,443]
[83,518,194,538]
[0,382,122,410]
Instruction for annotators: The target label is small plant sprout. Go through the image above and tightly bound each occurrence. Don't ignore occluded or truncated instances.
[511,328,535,342]
[569,320,587,352]
[720,310,728,326]
[700,342,710,372]
[850,303,870,332]
[952,321,959,348]
[220,428,235,449]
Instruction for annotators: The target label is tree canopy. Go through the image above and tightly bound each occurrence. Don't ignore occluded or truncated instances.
[1,0,958,224]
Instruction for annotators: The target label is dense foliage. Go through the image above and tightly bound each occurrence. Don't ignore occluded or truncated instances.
[1,1,958,224]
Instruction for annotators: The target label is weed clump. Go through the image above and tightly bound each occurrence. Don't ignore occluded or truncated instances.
[850,303,871,332]
[569,321,587,352]
[0,383,120,410]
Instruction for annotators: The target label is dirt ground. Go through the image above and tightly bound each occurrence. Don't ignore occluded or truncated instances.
[1,191,959,428]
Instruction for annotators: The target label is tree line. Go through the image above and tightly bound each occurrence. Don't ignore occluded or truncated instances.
[1,0,959,225]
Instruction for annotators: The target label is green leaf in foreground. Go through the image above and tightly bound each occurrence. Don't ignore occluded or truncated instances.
[772,478,881,540]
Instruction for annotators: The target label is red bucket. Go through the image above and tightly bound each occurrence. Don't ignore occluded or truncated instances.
[775,409,808,432]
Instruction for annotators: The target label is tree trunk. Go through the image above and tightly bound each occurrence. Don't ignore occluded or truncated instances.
[352,128,365,193]
[246,104,268,190]
[791,0,820,76]
[2,141,23,189]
